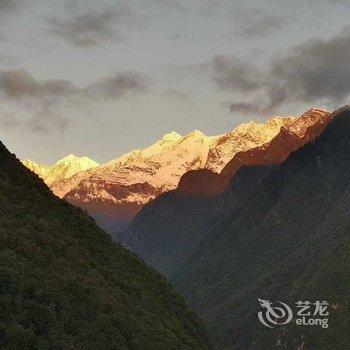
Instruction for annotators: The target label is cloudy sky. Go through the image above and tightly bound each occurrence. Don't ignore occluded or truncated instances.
[0,0,349,163]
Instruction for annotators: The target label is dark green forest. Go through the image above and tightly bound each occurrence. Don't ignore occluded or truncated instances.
[0,141,210,349]
[122,106,350,349]
[121,165,276,278]
[174,107,350,348]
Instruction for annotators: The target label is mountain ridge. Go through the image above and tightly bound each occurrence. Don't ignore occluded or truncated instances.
[177,108,331,197]
[23,109,329,233]
[22,155,99,188]
[172,106,350,348]
[119,108,332,276]
[0,139,210,349]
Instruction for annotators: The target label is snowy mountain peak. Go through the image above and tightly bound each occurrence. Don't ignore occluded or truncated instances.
[24,155,99,186]
[56,154,98,166]
[160,131,182,142]
[22,108,330,230]
[57,154,78,163]
[185,129,206,138]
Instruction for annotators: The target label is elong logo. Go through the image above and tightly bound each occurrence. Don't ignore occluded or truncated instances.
[258,298,329,329]
[258,299,293,328]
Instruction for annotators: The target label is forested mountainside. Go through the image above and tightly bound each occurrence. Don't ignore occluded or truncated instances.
[120,165,277,276]
[173,106,350,349]
[0,141,210,349]
[120,108,331,277]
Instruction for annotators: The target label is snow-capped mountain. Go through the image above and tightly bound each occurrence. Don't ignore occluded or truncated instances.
[23,109,329,232]
[60,130,223,231]
[22,154,99,188]
[205,116,293,172]
[177,108,331,196]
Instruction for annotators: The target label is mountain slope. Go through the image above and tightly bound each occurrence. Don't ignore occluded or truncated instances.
[62,130,218,231]
[120,108,331,276]
[24,116,305,233]
[177,108,330,197]
[22,154,99,188]
[204,116,292,172]
[173,106,350,349]
[120,165,277,276]
[0,142,210,349]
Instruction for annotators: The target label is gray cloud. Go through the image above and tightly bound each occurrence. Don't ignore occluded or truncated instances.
[212,29,350,114]
[0,110,20,129]
[235,14,284,39]
[0,69,149,100]
[212,55,265,92]
[0,0,18,12]
[163,88,193,104]
[47,9,129,47]
[169,33,192,42]
[26,108,69,134]
[152,0,186,14]
[228,101,271,114]
[0,68,150,133]
[0,69,78,99]
[0,109,68,135]
[0,103,68,135]
[87,71,150,98]
[268,30,350,107]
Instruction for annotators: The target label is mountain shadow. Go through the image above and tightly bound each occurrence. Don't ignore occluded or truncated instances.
[120,164,277,277]
[119,109,331,279]
[173,106,350,349]
[0,141,210,349]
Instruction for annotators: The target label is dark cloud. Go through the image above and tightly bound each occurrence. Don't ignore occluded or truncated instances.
[268,30,350,107]
[212,55,265,92]
[87,71,149,98]
[235,14,284,39]
[0,69,79,99]
[0,69,42,98]
[0,69,150,133]
[0,0,18,12]
[0,69,149,100]
[47,9,129,47]
[228,101,271,114]
[212,29,350,114]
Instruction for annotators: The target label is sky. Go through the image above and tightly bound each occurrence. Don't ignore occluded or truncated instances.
[0,0,350,164]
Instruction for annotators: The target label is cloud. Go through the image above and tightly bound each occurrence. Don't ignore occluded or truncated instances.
[235,14,284,39]
[0,0,18,13]
[152,0,186,13]
[212,29,350,114]
[0,108,69,135]
[0,69,150,133]
[268,30,350,107]
[0,70,78,99]
[163,88,193,104]
[169,33,192,42]
[211,55,265,92]
[26,108,69,134]
[86,71,150,98]
[227,101,271,114]
[47,9,130,47]
[0,69,149,100]
[0,110,21,129]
